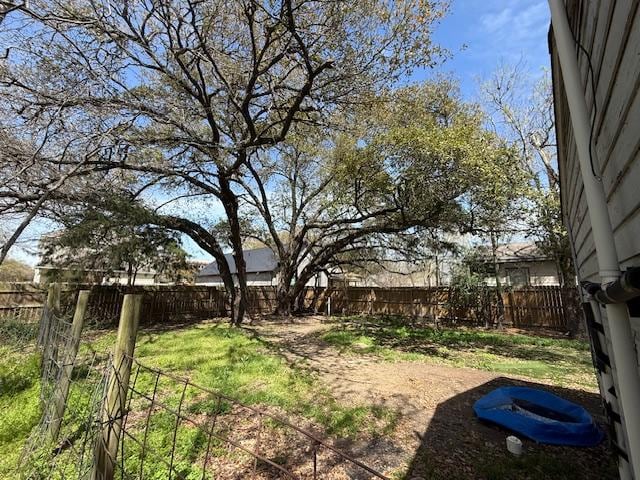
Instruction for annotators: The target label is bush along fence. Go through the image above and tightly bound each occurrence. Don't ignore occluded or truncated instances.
[1,283,582,331]
[23,286,389,480]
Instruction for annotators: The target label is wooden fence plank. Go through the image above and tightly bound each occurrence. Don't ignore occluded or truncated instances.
[1,284,578,331]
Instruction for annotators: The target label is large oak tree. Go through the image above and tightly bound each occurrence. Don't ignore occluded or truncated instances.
[0,0,446,323]
[238,80,524,313]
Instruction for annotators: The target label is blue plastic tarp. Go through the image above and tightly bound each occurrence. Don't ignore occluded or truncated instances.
[473,386,604,447]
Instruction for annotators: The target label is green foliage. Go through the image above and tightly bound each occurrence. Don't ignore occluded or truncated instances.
[0,317,40,349]
[0,258,34,282]
[248,78,535,312]
[447,265,489,321]
[528,187,575,285]
[42,206,190,285]
[0,348,41,477]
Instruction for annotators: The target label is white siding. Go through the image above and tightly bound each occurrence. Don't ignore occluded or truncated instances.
[484,261,560,287]
[552,0,640,474]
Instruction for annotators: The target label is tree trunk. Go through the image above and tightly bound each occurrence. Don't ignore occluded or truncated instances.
[490,231,504,329]
[288,268,317,315]
[151,214,238,323]
[219,175,248,326]
[230,286,246,326]
[274,263,297,316]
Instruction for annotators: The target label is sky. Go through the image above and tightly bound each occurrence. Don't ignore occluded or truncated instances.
[8,0,553,267]
[421,0,551,98]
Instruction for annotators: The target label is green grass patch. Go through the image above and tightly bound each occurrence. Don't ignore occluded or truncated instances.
[0,347,42,477]
[321,316,596,389]
[3,322,401,478]
[109,323,398,477]
[130,323,397,436]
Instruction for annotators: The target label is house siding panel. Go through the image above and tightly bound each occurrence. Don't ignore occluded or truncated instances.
[552,0,640,475]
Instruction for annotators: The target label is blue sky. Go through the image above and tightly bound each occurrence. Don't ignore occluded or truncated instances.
[421,0,551,98]
[10,0,553,266]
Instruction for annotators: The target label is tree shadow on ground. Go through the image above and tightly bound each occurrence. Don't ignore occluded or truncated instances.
[405,376,617,480]
[335,317,589,366]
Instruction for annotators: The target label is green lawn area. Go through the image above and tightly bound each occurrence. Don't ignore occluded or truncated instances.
[321,316,597,390]
[0,316,601,479]
[0,321,398,479]
[0,347,41,477]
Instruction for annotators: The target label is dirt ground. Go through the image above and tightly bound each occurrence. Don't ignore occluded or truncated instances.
[245,317,616,480]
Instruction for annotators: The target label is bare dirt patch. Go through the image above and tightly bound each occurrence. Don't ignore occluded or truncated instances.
[245,317,616,479]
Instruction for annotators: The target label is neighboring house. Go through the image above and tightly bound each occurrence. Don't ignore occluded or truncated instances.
[551,2,640,476]
[33,260,208,286]
[339,257,454,288]
[472,243,560,287]
[195,247,328,287]
[33,265,161,286]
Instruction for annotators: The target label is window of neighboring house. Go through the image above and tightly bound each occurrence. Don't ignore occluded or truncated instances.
[506,267,530,287]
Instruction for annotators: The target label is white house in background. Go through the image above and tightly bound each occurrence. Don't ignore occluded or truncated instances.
[474,242,561,287]
[33,265,161,286]
[195,247,329,287]
[33,259,210,286]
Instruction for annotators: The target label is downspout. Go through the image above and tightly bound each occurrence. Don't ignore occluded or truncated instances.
[549,1,640,478]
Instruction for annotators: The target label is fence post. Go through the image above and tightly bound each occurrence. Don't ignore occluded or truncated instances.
[46,290,90,441]
[47,282,61,312]
[39,283,61,347]
[92,294,142,480]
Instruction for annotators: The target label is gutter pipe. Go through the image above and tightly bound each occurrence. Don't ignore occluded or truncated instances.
[582,267,640,305]
[548,1,640,477]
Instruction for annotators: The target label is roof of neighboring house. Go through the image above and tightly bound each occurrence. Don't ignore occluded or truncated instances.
[475,242,550,263]
[197,247,278,277]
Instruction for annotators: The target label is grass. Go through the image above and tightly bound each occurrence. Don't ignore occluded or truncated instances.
[0,320,399,479]
[130,323,398,436]
[0,315,600,478]
[0,347,41,477]
[321,316,597,390]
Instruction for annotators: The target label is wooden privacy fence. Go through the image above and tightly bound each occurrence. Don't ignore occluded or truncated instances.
[2,283,581,331]
[501,287,579,330]
[0,284,46,323]
[305,285,580,331]
[81,285,227,325]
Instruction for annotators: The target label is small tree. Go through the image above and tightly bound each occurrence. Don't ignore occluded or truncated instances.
[480,63,575,286]
[0,258,34,282]
[447,264,489,326]
[41,212,189,285]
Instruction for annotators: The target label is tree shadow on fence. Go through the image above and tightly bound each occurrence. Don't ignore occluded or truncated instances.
[404,376,617,480]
